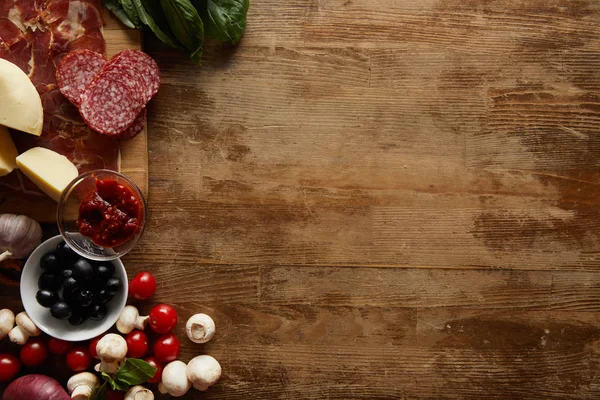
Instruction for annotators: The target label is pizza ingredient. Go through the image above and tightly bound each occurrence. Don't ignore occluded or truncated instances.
[202,0,250,45]
[51,302,72,320]
[20,338,49,367]
[149,304,178,334]
[0,214,43,261]
[158,360,191,397]
[36,289,59,308]
[67,372,99,400]
[0,59,43,136]
[185,313,215,344]
[0,309,15,341]
[89,335,104,359]
[143,357,164,384]
[0,354,20,383]
[125,331,149,358]
[0,126,18,177]
[48,338,72,356]
[159,0,205,64]
[186,355,221,391]
[124,385,154,400]
[8,312,41,345]
[96,334,128,374]
[2,374,70,400]
[129,272,156,300]
[153,334,180,363]
[15,148,79,202]
[56,50,107,107]
[66,347,93,372]
[116,306,149,335]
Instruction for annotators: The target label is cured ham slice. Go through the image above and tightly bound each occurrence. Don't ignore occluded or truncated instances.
[0,0,118,198]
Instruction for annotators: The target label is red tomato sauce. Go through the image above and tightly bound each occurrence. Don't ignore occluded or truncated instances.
[76,178,141,248]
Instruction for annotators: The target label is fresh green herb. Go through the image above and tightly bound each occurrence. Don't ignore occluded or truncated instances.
[89,382,107,400]
[103,0,136,28]
[114,358,158,386]
[101,371,129,392]
[132,0,180,48]
[117,0,142,28]
[201,0,249,44]
[160,0,205,64]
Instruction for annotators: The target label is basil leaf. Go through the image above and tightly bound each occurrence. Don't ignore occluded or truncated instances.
[103,0,136,28]
[132,0,180,48]
[114,358,158,387]
[202,0,249,44]
[89,382,107,400]
[117,0,142,28]
[160,0,204,64]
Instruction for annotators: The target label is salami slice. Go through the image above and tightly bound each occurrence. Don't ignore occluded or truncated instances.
[98,64,145,108]
[57,49,106,106]
[117,108,146,141]
[111,50,160,103]
[80,74,142,136]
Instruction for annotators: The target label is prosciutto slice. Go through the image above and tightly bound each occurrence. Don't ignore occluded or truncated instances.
[0,0,118,198]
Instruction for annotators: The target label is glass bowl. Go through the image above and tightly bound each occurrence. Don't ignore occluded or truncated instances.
[57,169,146,261]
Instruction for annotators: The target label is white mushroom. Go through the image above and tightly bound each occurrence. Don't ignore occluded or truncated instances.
[116,306,149,334]
[185,314,216,344]
[124,385,154,400]
[0,308,15,340]
[158,361,191,397]
[96,334,128,373]
[8,312,41,345]
[186,355,222,391]
[67,372,99,400]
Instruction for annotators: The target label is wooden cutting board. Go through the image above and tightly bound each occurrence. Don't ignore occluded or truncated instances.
[0,10,148,222]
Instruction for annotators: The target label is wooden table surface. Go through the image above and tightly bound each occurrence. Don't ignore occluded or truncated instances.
[3,0,600,398]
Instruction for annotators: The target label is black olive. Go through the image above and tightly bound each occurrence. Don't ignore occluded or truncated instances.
[36,290,58,308]
[76,289,94,308]
[56,241,76,263]
[105,277,122,295]
[50,302,72,320]
[63,277,78,291]
[95,289,114,305]
[94,265,112,283]
[68,313,87,326]
[40,252,59,272]
[89,304,106,321]
[61,269,73,282]
[72,259,94,281]
[38,272,60,291]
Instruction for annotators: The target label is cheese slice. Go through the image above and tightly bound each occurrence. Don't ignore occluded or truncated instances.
[16,147,79,202]
[0,58,43,136]
[0,125,18,176]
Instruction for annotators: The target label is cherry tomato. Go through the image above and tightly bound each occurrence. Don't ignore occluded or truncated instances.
[149,304,178,334]
[66,346,92,372]
[88,335,104,359]
[48,337,71,355]
[106,388,125,400]
[153,334,180,363]
[20,338,48,367]
[129,271,157,300]
[144,356,164,384]
[0,354,21,382]
[125,330,149,358]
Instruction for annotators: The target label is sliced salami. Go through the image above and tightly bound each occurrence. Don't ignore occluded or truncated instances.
[98,63,146,108]
[110,50,160,103]
[56,49,106,107]
[117,108,146,141]
[80,74,142,136]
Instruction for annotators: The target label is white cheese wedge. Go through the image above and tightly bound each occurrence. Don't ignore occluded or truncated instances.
[16,147,78,202]
[0,125,18,176]
[0,58,43,136]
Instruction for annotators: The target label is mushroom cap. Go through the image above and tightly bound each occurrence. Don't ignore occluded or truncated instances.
[0,309,15,338]
[186,355,222,391]
[67,372,99,393]
[125,385,154,400]
[161,361,191,397]
[96,333,128,362]
[15,312,41,336]
[117,305,140,334]
[185,314,216,344]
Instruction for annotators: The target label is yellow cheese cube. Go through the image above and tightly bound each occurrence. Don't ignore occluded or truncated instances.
[0,125,18,176]
[16,147,79,202]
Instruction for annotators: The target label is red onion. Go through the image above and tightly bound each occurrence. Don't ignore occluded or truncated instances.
[3,374,70,400]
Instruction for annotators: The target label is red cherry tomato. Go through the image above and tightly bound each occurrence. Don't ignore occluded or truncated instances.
[0,354,21,382]
[125,330,149,358]
[20,338,48,367]
[106,388,125,400]
[48,337,72,355]
[129,271,157,300]
[88,335,104,359]
[153,334,180,363]
[144,356,164,384]
[149,304,178,334]
[66,346,92,372]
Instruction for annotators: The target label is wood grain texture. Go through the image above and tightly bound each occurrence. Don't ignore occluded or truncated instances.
[2,0,600,398]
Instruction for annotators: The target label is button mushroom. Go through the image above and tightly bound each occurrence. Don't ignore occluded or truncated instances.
[125,385,154,400]
[67,372,99,400]
[116,306,149,334]
[0,308,15,340]
[158,360,191,397]
[8,312,41,345]
[185,314,216,344]
[186,355,222,391]
[96,333,127,373]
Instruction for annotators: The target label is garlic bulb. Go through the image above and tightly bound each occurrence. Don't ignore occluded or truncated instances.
[0,214,42,261]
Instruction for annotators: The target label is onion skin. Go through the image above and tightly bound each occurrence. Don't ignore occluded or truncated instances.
[3,374,70,400]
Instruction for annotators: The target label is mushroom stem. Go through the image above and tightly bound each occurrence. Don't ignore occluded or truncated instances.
[67,372,99,400]
[96,334,128,373]
[0,309,15,340]
[0,250,12,262]
[116,306,149,334]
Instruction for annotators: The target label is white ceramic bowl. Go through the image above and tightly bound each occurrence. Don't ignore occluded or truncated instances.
[21,235,128,341]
